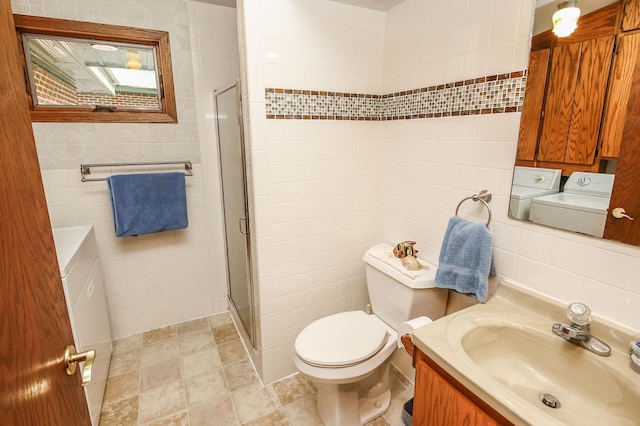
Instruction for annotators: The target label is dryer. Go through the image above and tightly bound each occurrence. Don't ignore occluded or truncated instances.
[53,225,112,425]
[529,172,615,238]
[509,166,562,220]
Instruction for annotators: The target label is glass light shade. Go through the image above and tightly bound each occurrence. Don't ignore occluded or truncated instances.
[552,6,581,37]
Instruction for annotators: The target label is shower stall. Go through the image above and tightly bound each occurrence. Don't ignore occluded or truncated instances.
[214,81,255,349]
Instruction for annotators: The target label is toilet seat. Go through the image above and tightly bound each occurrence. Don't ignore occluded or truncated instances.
[295,311,389,367]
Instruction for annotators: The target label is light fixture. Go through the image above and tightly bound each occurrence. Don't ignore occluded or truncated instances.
[91,43,118,52]
[125,51,142,70]
[552,0,581,37]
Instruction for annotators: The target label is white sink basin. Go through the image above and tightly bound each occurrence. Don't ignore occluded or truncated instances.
[412,280,640,426]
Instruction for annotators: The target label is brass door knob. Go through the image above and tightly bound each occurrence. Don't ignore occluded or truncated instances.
[64,345,96,386]
[612,207,635,220]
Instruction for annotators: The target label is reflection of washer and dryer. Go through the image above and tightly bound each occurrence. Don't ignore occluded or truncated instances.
[529,172,615,238]
[509,166,562,220]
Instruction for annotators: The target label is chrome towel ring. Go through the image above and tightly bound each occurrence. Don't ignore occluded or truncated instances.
[455,190,492,226]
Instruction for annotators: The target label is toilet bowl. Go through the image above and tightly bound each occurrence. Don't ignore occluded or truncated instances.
[293,243,449,426]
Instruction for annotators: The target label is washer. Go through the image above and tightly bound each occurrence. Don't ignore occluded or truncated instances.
[529,172,615,238]
[509,166,562,220]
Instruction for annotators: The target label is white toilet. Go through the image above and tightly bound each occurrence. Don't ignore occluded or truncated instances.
[294,243,449,426]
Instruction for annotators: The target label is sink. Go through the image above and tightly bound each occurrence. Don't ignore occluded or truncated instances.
[411,280,640,426]
[462,324,640,425]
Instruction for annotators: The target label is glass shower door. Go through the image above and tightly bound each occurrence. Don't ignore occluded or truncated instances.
[215,82,254,347]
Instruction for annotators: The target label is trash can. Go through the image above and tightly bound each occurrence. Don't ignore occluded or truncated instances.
[401,398,413,426]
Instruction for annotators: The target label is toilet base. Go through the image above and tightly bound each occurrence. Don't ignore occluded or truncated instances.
[315,358,391,426]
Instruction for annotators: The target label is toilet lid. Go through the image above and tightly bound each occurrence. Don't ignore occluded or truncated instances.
[295,311,389,367]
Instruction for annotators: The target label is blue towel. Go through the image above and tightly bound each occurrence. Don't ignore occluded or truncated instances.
[107,172,188,237]
[434,216,495,303]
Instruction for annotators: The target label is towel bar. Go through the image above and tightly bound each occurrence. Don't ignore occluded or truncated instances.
[80,160,193,182]
[455,190,492,226]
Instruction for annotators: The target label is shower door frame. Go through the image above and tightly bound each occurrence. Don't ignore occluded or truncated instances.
[214,80,256,350]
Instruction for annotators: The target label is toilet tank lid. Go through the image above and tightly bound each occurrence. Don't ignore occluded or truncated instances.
[363,243,438,289]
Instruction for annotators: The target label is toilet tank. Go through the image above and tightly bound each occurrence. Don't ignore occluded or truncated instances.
[363,243,449,330]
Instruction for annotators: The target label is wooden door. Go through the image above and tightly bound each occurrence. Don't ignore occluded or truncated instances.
[604,43,640,245]
[0,0,91,424]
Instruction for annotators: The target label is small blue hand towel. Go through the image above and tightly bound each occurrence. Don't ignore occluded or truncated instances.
[434,216,495,303]
[107,172,188,237]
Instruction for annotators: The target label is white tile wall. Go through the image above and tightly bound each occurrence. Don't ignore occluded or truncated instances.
[12,0,239,339]
[239,0,640,384]
[187,1,241,314]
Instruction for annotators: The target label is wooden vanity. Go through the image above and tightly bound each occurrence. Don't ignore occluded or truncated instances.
[401,335,513,426]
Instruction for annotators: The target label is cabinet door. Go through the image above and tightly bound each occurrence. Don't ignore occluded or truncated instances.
[538,36,614,165]
[516,49,550,162]
[601,33,640,158]
[622,0,640,32]
[413,355,502,426]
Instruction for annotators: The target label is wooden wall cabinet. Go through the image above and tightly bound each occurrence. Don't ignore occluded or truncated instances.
[412,348,513,426]
[622,0,640,31]
[537,36,614,166]
[601,33,640,158]
[515,3,619,175]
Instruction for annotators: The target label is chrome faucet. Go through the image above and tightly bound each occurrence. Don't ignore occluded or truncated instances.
[552,303,611,357]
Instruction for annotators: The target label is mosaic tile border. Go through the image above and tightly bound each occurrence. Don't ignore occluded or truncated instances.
[265,70,527,120]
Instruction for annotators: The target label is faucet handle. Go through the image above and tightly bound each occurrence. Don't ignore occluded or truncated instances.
[567,303,591,326]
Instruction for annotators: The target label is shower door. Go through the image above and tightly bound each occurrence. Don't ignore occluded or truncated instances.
[215,81,255,348]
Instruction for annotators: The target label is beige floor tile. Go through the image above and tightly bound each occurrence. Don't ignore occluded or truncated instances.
[99,395,139,426]
[108,347,142,378]
[143,325,178,345]
[212,323,239,344]
[223,359,259,391]
[366,416,391,426]
[271,374,316,405]
[383,388,412,425]
[142,338,180,368]
[141,359,182,391]
[144,411,189,426]
[189,396,239,426]
[218,339,248,365]
[243,410,290,426]
[177,318,210,335]
[139,381,187,424]
[178,328,216,355]
[231,382,279,424]
[101,319,414,426]
[280,397,323,426]
[183,369,228,407]
[102,370,140,404]
[181,347,222,378]
[207,312,233,329]
[112,334,143,355]
[389,365,413,394]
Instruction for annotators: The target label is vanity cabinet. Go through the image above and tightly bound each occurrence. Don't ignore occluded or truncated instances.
[412,348,513,426]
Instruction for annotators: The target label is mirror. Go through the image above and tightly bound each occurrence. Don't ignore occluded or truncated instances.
[509,0,632,240]
[14,14,177,123]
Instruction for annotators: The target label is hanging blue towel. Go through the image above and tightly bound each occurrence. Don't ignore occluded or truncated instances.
[106,172,188,237]
[434,216,495,303]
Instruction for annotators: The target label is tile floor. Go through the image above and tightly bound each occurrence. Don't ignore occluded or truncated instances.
[99,312,415,425]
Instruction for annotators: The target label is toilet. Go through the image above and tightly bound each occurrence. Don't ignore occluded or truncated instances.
[294,243,449,426]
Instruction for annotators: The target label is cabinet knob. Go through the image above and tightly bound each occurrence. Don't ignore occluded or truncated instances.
[612,207,635,221]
